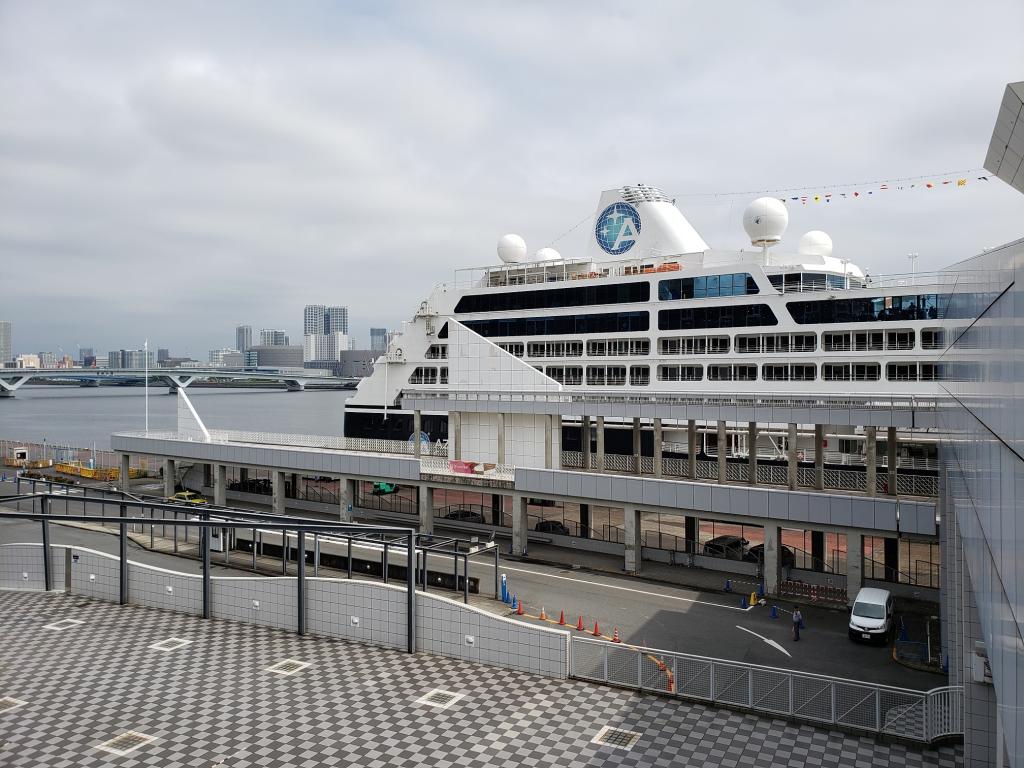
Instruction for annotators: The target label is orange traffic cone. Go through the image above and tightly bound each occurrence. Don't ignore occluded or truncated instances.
[592,621,601,637]
[558,610,566,626]
[539,606,547,621]
[516,600,524,616]
[576,615,585,631]
[612,627,621,643]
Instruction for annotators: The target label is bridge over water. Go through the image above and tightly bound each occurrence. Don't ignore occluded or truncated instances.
[0,367,356,396]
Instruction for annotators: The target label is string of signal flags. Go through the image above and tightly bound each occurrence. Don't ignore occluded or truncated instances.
[672,168,992,205]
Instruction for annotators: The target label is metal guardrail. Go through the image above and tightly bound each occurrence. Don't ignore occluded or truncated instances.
[406,389,945,412]
[569,637,962,744]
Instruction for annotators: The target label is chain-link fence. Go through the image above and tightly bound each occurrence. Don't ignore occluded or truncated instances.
[570,636,961,744]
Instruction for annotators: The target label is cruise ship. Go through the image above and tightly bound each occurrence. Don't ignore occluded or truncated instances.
[344,184,960,459]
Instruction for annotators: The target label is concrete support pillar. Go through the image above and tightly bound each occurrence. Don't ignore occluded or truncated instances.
[163,458,176,498]
[595,416,605,472]
[687,420,697,479]
[582,416,591,470]
[747,422,757,485]
[811,530,825,572]
[633,417,642,475]
[490,494,502,526]
[653,418,663,478]
[452,411,462,460]
[865,426,877,497]
[814,424,825,490]
[555,415,563,468]
[624,506,642,574]
[579,503,590,539]
[413,410,422,459]
[290,473,298,499]
[497,412,506,465]
[887,426,897,496]
[119,453,131,493]
[339,477,355,522]
[763,524,780,595]
[544,415,552,469]
[214,464,226,507]
[846,530,864,605]
[685,516,698,553]
[717,420,727,484]
[787,423,798,490]
[203,463,212,488]
[271,470,285,515]
[511,494,528,556]
[418,485,434,534]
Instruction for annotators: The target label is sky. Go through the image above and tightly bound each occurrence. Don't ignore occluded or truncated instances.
[1,1,1023,358]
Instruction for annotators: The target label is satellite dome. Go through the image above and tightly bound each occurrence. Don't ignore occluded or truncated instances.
[534,247,561,262]
[497,234,527,263]
[742,197,789,246]
[797,230,834,258]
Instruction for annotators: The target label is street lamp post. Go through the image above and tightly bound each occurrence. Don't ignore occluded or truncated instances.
[144,339,149,434]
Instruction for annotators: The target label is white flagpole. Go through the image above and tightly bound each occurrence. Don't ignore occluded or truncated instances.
[144,339,149,434]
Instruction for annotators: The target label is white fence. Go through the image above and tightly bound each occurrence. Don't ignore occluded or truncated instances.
[206,430,449,458]
[570,636,961,744]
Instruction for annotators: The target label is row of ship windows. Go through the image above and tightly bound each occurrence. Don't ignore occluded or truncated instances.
[455,271,876,314]
[457,295,954,338]
[429,328,946,362]
[408,362,945,386]
[539,362,946,385]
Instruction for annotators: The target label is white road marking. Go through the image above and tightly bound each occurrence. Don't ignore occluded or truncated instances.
[498,563,751,611]
[735,624,792,657]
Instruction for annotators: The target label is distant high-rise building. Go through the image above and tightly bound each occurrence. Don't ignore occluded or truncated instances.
[370,328,388,354]
[304,305,349,336]
[303,332,348,363]
[38,352,57,369]
[79,347,95,365]
[259,329,289,346]
[107,349,154,368]
[235,325,252,352]
[325,306,348,335]
[246,345,303,368]
[157,348,170,364]
[16,353,40,368]
[209,348,243,367]
[0,321,10,364]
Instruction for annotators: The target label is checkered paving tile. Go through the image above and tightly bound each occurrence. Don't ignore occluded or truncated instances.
[0,591,961,767]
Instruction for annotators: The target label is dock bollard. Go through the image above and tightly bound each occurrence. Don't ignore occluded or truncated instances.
[724,579,732,592]
[769,605,779,619]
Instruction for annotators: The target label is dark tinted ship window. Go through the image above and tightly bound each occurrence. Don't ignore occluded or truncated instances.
[462,311,649,338]
[658,273,758,300]
[658,304,777,331]
[454,282,649,313]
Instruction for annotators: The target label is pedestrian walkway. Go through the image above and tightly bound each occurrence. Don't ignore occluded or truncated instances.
[0,591,959,768]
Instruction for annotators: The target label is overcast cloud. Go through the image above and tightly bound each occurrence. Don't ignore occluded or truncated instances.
[1,1,1022,357]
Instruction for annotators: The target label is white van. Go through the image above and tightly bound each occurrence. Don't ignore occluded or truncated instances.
[848,587,894,643]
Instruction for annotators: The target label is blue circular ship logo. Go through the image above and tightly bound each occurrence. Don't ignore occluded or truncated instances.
[595,202,641,255]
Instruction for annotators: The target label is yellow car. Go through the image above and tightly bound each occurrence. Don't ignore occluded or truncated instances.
[167,491,208,505]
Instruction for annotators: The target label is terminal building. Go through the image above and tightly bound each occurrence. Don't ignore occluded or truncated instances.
[109,81,1024,768]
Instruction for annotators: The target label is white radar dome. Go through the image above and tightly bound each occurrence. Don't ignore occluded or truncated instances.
[742,197,789,246]
[797,230,833,258]
[497,233,528,263]
[534,247,561,262]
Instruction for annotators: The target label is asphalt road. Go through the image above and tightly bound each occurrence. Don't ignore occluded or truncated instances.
[0,479,942,691]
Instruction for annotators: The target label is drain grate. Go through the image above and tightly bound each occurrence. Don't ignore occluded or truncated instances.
[95,731,156,756]
[264,659,310,676]
[42,618,84,631]
[416,689,466,710]
[591,725,641,751]
[148,637,192,652]
[0,696,28,714]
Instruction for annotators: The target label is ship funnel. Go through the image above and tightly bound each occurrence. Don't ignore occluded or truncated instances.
[588,184,709,261]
